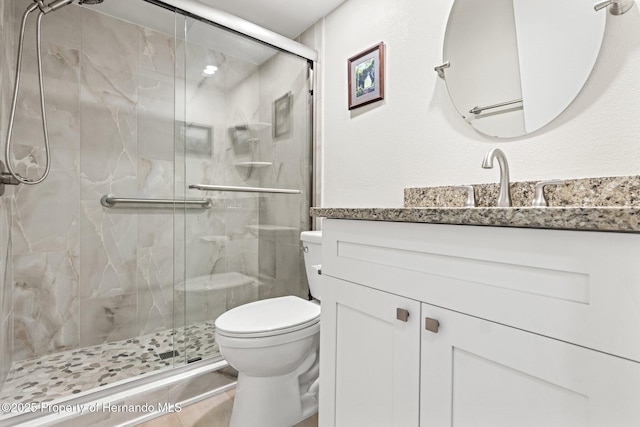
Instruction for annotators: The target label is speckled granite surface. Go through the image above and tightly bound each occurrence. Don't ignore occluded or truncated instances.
[404,175,640,208]
[312,176,640,233]
[310,206,640,233]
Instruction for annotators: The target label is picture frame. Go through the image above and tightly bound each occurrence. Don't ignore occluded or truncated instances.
[273,91,292,138]
[348,42,385,110]
[179,122,212,157]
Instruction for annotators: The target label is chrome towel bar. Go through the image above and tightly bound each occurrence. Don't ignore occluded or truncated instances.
[470,98,523,115]
[101,194,212,208]
[189,184,301,194]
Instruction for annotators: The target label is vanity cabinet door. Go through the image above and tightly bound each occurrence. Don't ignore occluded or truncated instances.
[319,276,421,427]
[420,303,640,427]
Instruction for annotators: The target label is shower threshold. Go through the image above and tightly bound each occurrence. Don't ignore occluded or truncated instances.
[0,320,219,409]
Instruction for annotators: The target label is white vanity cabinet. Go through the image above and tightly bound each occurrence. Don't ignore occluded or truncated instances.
[320,275,421,427]
[420,303,640,426]
[319,219,640,427]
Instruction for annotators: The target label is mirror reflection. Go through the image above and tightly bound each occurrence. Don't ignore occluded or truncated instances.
[442,0,605,138]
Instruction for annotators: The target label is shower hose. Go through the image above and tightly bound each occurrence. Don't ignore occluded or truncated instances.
[4,1,54,185]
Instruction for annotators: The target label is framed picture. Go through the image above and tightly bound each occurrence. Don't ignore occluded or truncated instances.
[179,123,212,157]
[348,42,385,110]
[273,92,292,137]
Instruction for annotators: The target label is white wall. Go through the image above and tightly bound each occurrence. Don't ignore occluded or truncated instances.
[307,0,640,207]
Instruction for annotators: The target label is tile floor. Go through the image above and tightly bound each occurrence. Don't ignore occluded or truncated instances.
[135,388,318,427]
[2,321,318,426]
[0,321,219,408]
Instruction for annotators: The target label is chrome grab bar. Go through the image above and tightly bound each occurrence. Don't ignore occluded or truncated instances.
[470,98,523,115]
[189,184,301,194]
[101,194,212,208]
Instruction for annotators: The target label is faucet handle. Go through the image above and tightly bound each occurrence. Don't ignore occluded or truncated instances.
[532,179,566,207]
[454,185,476,207]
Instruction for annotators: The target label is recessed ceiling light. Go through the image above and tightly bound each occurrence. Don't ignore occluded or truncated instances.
[203,65,218,76]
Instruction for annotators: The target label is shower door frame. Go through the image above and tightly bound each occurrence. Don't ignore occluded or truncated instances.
[143,0,318,62]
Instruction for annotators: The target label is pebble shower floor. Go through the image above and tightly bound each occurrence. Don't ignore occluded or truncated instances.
[0,321,219,411]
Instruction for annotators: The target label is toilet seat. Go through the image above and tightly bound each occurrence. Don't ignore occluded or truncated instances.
[215,296,321,339]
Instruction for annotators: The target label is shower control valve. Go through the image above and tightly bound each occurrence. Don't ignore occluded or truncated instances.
[0,161,20,196]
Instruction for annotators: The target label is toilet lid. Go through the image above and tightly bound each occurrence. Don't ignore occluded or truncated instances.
[215,296,320,337]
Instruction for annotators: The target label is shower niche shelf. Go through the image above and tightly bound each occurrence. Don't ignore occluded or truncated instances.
[229,123,273,180]
[230,122,271,131]
[199,235,230,244]
[247,224,298,232]
[228,122,272,146]
[234,161,272,168]
[246,224,298,238]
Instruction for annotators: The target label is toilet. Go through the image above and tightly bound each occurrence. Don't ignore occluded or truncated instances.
[214,230,323,427]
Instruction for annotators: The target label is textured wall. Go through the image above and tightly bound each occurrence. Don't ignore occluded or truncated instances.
[311,0,640,207]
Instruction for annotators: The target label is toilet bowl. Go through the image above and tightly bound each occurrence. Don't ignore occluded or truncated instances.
[214,230,322,427]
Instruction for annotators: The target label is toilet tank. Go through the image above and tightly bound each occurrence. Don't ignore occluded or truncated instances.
[300,230,322,301]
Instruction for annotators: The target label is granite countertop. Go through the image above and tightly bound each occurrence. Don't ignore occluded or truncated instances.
[310,206,640,233]
[311,176,640,233]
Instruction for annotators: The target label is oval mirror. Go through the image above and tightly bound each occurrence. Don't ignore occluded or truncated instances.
[442,0,605,138]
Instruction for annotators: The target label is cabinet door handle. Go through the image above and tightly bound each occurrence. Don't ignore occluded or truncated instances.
[425,317,440,333]
[396,308,410,322]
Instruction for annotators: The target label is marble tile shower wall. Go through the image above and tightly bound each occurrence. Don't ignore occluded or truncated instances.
[6,2,310,363]
[179,43,260,288]
[220,50,309,301]
[7,2,185,362]
[255,53,310,299]
[0,0,15,385]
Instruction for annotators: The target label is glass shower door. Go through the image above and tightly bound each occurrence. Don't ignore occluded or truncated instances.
[174,16,313,364]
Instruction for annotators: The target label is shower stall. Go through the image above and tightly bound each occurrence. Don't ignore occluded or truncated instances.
[0,0,315,424]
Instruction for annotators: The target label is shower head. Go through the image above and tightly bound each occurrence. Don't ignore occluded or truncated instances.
[36,0,103,14]
[41,0,74,13]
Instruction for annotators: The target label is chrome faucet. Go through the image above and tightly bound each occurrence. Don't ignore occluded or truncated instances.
[481,148,512,207]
